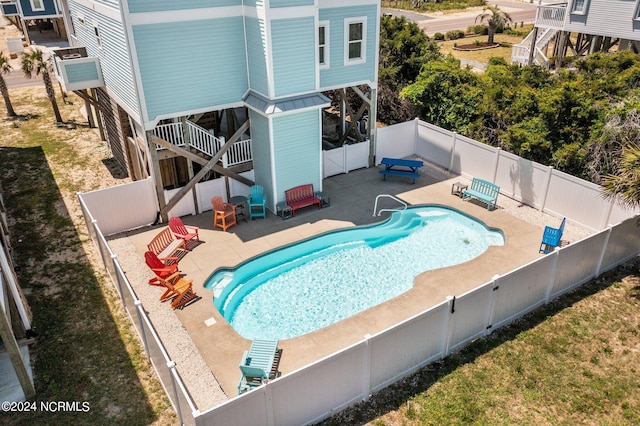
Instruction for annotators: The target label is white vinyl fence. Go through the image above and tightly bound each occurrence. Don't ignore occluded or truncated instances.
[323,140,370,177]
[77,118,640,426]
[385,119,640,230]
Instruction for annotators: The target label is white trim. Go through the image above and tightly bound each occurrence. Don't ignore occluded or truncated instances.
[76,13,86,28]
[319,80,377,92]
[29,0,44,12]
[318,20,330,70]
[92,20,102,50]
[127,6,244,26]
[570,0,589,15]
[319,0,378,7]
[634,0,640,20]
[268,115,278,209]
[344,16,367,66]
[120,0,149,129]
[72,0,121,22]
[261,7,276,99]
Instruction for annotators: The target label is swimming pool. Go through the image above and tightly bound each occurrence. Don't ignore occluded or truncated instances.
[206,206,504,340]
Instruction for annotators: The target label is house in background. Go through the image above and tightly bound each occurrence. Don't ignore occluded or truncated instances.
[512,0,640,67]
[0,0,69,45]
[49,0,380,218]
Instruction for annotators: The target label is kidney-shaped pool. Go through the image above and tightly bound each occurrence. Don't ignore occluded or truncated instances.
[205,205,504,340]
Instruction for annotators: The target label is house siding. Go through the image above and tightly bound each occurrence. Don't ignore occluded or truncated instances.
[65,61,100,83]
[271,17,316,97]
[319,5,377,89]
[270,0,314,7]
[18,0,58,17]
[248,111,274,208]
[69,2,139,119]
[93,0,119,9]
[564,0,640,40]
[126,0,241,13]
[1,3,19,15]
[132,16,248,123]
[245,16,270,97]
[272,109,321,203]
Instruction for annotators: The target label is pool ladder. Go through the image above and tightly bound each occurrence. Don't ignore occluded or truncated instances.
[372,194,407,216]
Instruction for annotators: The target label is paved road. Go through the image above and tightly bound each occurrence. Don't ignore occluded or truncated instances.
[383,0,537,36]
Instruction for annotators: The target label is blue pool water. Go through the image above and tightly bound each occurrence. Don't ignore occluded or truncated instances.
[206,206,504,340]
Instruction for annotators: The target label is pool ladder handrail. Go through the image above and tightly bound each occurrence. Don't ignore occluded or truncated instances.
[372,194,408,216]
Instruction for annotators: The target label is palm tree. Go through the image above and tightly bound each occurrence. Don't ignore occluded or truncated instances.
[21,48,62,122]
[0,51,16,117]
[475,5,513,45]
[601,143,640,208]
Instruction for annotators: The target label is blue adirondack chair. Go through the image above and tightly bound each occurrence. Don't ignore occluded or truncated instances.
[248,185,267,219]
[238,340,280,394]
[539,217,566,254]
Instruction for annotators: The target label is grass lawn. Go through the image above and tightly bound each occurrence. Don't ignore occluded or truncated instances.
[0,87,175,424]
[438,26,534,66]
[321,256,640,425]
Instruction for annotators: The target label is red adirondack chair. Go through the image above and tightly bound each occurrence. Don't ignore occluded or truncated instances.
[168,217,200,248]
[144,250,179,286]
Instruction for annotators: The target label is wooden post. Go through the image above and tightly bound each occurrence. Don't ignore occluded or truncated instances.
[146,131,168,222]
[528,26,539,66]
[181,117,198,214]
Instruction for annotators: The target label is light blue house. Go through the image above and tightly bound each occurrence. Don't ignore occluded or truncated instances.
[53,0,380,216]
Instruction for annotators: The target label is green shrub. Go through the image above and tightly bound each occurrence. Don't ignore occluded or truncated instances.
[466,24,488,35]
[445,29,465,40]
[433,32,445,41]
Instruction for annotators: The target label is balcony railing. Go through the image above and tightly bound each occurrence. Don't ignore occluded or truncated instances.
[152,121,252,167]
[536,3,567,29]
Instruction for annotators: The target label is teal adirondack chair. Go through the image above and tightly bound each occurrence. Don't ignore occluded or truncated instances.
[248,185,267,219]
[539,217,566,254]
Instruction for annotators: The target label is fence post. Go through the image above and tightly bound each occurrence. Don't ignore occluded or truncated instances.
[361,334,372,401]
[441,296,455,358]
[449,132,457,172]
[110,254,125,304]
[135,301,150,358]
[92,219,108,268]
[167,361,185,426]
[601,197,616,231]
[541,166,553,212]
[484,275,501,335]
[544,248,560,304]
[491,148,501,183]
[594,226,612,277]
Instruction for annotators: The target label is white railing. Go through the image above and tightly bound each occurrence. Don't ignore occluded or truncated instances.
[372,194,407,216]
[536,3,567,29]
[153,122,184,148]
[187,120,223,158]
[152,120,252,167]
[223,139,252,167]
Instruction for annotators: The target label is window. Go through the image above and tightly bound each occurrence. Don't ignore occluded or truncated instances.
[30,0,44,11]
[635,0,640,20]
[77,14,85,28]
[93,23,102,49]
[318,21,329,69]
[344,17,367,65]
[571,0,589,15]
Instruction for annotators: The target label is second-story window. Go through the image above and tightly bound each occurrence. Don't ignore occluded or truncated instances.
[634,0,640,20]
[571,0,589,14]
[93,23,102,49]
[319,21,329,68]
[30,0,44,11]
[344,17,367,65]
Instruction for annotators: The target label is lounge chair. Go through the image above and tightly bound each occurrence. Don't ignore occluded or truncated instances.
[238,340,282,394]
[154,271,198,309]
[248,185,267,220]
[144,250,179,286]
[539,217,566,254]
[168,216,200,249]
[211,196,237,231]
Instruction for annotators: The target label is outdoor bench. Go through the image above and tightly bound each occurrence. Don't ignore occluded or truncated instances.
[462,177,500,210]
[379,157,424,184]
[285,184,322,216]
[147,227,188,259]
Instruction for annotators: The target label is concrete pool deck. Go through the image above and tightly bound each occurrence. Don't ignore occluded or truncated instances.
[113,162,591,403]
